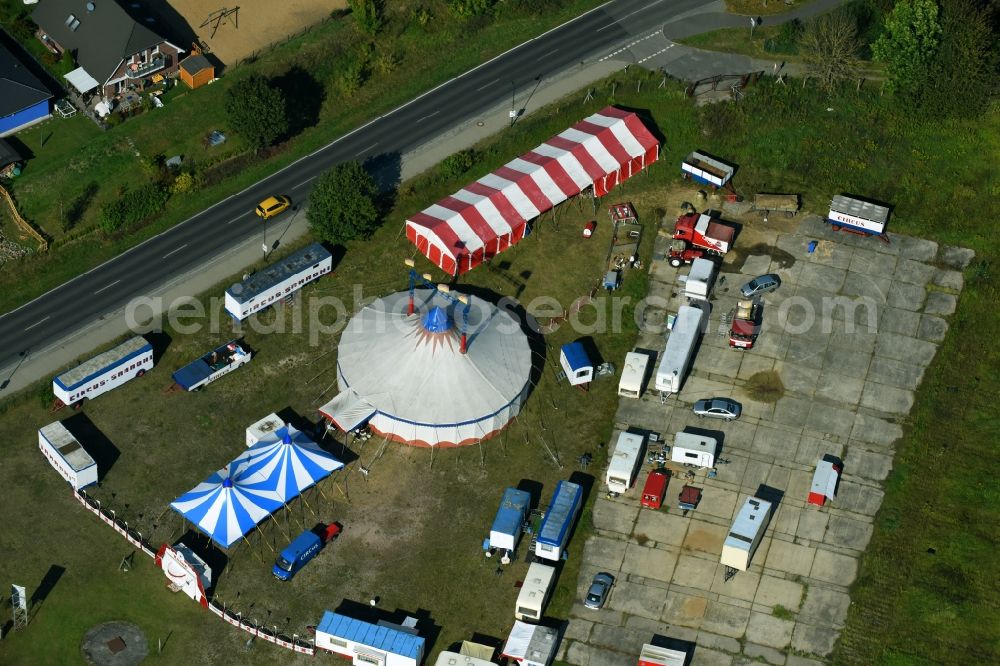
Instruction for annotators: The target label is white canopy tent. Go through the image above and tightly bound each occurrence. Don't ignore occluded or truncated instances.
[64,67,100,94]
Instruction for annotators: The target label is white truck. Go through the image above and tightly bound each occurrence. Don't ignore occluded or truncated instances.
[654,305,706,395]
[670,431,719,468]
[721,496,773,572]
[605,431,646,494]
[514,561,556,622]
[38,421,97,489]
[682,257,715,301]
[52,335,153,409]
[618,351,652,398]
[171,340,252,391]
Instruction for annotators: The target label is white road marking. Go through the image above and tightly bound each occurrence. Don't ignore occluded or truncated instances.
[599,32,661,61]
[24,316,49,331]
[162,244,188,259]
[638,44,675,64]
[94,279,121,295]
[292,176,317,190]
[225,216,244,225]
[476,78,500,91]
[540,49,559,59]
[596,0,667,32]
[355,143,377,157]
[416,111,440,124]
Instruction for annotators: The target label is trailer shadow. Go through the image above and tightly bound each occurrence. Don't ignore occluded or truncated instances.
[516,479,544,512]
[61,412,120,481]
[754,484,785,514]
[649,633,697,666]
[28,564,65,620]
[679,425,726,458]
[144,330,173,366]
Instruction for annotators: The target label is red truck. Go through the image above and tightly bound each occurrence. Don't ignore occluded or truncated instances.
[668,213,735,267]
[729,298,762,349]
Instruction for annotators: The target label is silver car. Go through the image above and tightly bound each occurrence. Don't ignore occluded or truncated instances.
[693,397,742,421]
[584,572,615,609]
[740,273,781,298]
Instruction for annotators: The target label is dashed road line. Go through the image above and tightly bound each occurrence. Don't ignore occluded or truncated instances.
[637,44,676,64]
[163,244,188,259]
[24,316,49,331]
[94,279,121,295]
[598,32,660,61]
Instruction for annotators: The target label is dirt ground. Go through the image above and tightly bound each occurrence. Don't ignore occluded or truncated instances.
[147,1,348,67]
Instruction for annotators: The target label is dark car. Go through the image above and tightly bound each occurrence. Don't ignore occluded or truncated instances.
[740,273,781,298]
[584,572,615,609]
[692,397,743,421]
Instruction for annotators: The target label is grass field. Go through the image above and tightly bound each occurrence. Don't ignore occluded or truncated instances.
[0,67,997,665]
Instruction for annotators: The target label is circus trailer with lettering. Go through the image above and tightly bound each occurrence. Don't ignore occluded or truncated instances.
[52,336,153,409]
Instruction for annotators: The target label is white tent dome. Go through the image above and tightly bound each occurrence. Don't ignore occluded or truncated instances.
[320,288,532,447]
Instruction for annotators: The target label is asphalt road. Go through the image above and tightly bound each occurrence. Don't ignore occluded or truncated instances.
[0,0,713,370]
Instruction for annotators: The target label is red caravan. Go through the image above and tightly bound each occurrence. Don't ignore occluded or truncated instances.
[406,106,660,275]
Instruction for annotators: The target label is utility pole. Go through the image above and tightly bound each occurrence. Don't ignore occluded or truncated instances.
[509,81,516,127]
[750,16,758,40]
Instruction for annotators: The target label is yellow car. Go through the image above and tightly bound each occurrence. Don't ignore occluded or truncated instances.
[255,195,291,219]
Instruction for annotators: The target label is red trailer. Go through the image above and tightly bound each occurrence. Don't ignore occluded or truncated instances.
[640,470,670,509]
[668,213,734,266]
[808,456,842,506]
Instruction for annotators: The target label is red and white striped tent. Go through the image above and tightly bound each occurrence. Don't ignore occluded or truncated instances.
[406,106,659,275]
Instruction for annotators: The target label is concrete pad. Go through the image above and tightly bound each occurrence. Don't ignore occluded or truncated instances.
[592,498,640,535]
[754,330,790,360]
[795,509,830,542]
[698,600,751,638]
[841,271,891,304]
[606,579,667,620]
[565,641,593,666]
[844,448,893,481]
[886,280,927,311]
[848,248,897,278]
[673,553,720,590]
[770,396,811,429]
[697,487,739,521]
[693,631,740,655]
[699,347,744,376]
[874,332,938,365]
[682,521,728,557]
[737,354,775,381]
[741,458,775,491]
[772,361,820,397]
[737,398,775,422]
[681,376,739,403]
[828,329,877,353]
[938,245,975,269]
[849,413,902,447]
[689,646,734,666]
[742,254,773,275]
[861,382,914,415]
[623,614,678,638]
[784,336,826,369]
[791,621,840,656]
[867,356,925,390]
[814,371,865,406]
[621,543,680,582]
[787,656,827,666]
[806,241,854,269]
[799,586,851,627]
[825,514,874,551]
[661,591,708,628]
[805,403,855,439]
[896,235,939,262]
[798,263,847,293]
[711,566,761,602]
[932,268,964,291]
[794,436,844,466]
[822,347,871,379]
[770,502,800,537]
[917,314,949,343]
[633,509,691,547]
[573,642,631,666]
[810,548,858,585]
[835,480,884,517]
[825,295,882,332]
[924,291,957,315]
[713,452,749,486]
[583,535,629,570]
[879,307,922,336]
[588,622,647,656]
[785,470,814,504]
[564,618,594,642]
[743,642,787,664]
[894,258,937,286]
[746,611,794,649]
[764,540,815,577]
[755,575,806,611]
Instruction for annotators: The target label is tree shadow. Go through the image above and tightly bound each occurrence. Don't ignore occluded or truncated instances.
[364,151,402,217]
[273,67,326,139]
[28,564,65,619]
[61,412,119,481]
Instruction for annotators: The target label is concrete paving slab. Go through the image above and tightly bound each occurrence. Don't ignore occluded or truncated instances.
[886,280,927,311]
[713,452,749,486]
[770,397,811,429]
[682,376,741,403]
[607,579,667,620]
[924,291,957,315]
[711,566,761,602]
[682,520,729,559]
[849,413,902,447]
[565,641,593,666]
[917,314,948,343]
[873,332,938,365]
[824,514,874,551]
[745,611,795,649]
[810,548,859,585]
[798,263,847,293]
[698,600,751,638]
[743,642,787,664]
[661,591,708,628]
[785,470,813,505]
[821,347,871,380]
[673,553,720,590]
[861,382,914,415]
[878,307,922,337]
[770,502,800,537]
[894,258,937,286]
[623,613,675,638]
[787,656,826,666]
[737,398,775,422]
[824,294,882,331]
[633,509,691,547]
[565,618,594,645]
[844,448,893,482]
[806,241,854,270]
[938,245,976,269]
[771,361,820,397]
[794,436,844,466]
[592,498,641,535]
[737,354,775,381]
[795,509,830,542]
[742,254,773,275]
[584,535,629,570]
[693,631,740,655]
[814,371,865,406]
[741,459,776,491]
[784,336,826,370]
[621,543,680,582]
[697,486,739,521]
[848,247,898,278]
[700,347,744,377]
[799,586,851,627]
[834,480,884,516]
[791,621,840,657]
[588,622,648,656]
[867,356,925,391]
[932,268,964,291]
[689,646,735,666]
[805,403,856,439]
[896,236,939,262]
[754,574,806,612]
[828,329,877,353]
[841,271,891,304]
[764,540,816,578]
[753,331,790,361]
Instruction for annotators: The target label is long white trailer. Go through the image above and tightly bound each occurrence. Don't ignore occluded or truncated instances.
[681,151,733,188]
[53,335,153,408]
[606,431,646,494]
[38,421,97,489]
[655,305,706,395]
[827,195,889,236]
[225,242,333,320]
[671,431,718,468]
[535,480,582,561]
[721,496,773,572]
[618,351,651,398]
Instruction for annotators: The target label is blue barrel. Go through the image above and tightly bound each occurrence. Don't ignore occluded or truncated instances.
[807,240,818,253]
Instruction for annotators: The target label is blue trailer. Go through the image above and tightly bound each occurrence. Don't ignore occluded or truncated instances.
[172,340,252,391]
[535,480,583,561]
[489,487,531,553]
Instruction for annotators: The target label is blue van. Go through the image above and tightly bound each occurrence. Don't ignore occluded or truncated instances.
[272,530,323,581]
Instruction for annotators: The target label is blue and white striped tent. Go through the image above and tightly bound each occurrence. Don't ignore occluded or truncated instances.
[171,425,342,548]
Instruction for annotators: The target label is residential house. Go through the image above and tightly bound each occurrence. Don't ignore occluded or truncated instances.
[0,41,52,135]
[32,0,183,100]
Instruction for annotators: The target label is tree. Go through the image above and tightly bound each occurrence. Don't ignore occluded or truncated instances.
[349,0,384,35]
[800,10,863,91]
[872,0,942,94]
[307,162,380,244]
[224,75,289,151]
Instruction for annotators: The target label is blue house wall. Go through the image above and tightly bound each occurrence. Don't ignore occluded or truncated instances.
[0,99,49,135]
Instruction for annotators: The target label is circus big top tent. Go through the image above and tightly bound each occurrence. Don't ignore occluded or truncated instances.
[405,105,659,275]
[320,287,532,448]
[171,424,343,548]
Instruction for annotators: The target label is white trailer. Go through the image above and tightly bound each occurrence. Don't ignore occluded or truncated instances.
[171,340,252,391]
[670,431,718,468]
[501,621,558,666]
[618,351,651,398]
[225,242,333,320]
[514,562,556,622]
[654,305,706,395]
[245,413,286,447]
[52,336,153,408]
[681,151,734,188]
[38,421,97,489]
[535,480,582,561]
[720,496,773,572]
[827,195,889,237]
[606,431,646,494]
[683,258,715,301]
[638,644,687,666]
